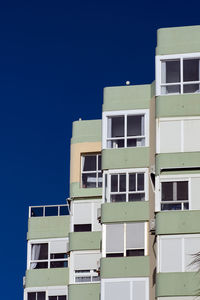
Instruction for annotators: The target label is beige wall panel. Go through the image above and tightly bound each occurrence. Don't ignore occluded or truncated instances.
[70,142,101,183]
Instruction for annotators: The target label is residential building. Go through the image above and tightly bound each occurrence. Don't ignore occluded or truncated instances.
[23,25,200,300]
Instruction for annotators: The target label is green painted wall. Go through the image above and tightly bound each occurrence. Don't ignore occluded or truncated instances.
[103,85,152,111]
[69,283,100,300]
[69,231,101,251]
[70,182,102,198]
[71,120,101,144]
[156,153,200,175]
[101,256,150,278]
[101,202,149,223]
[156,25,200,55]
[27,216,70,240]
[25,268,69,287]
[102,147,150,170]
[156,94,200,118]
[156,211,200,235]
[156,272,200,297]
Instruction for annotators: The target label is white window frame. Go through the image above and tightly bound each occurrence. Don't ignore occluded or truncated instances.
[81,153,102,188]
[74,269,100,283]
[27,238,69,270]
[70,199,102,232]
[24,286,68,300]
[103,168,148,203]
[101,277,149,300]
[156,116,200,154]
[102,110,149,149]
[156,52,200,96]
[157,234,200,273]
[155,174,191,212]
[102,222,148,258]
[69,250,101,284]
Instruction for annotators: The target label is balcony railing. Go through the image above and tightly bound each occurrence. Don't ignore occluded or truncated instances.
[29,204,70,218]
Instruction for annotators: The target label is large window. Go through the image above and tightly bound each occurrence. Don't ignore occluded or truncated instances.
[156,54,200,95]
[161,180,189,211]
[105,222,146,257]
[102,110,149,149]
[27,293,66,300]
[158,235,200,272]
[81,154,102,188]
[101,278,149,300]
[25,287,67,300]
[104,169,147,203]
[28,239,68,270]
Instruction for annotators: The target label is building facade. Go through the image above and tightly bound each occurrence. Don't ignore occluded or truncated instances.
[23,25,200,300]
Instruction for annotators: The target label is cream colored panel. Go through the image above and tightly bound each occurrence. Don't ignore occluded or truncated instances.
[73,202,92,224]
[184,119,200,152]
[70,142,101,183]
[191,177,200,209]
[159,120,181,153]
[74,252,101,270]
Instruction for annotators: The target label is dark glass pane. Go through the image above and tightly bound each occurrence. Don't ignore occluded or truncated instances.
[92,276,100,282]
[137,173,144,191]
[75,276,91,282]
[31,262,48,269]
[162,182,173,201]
[83,155,96,171]
[28,292,36,300]
[127,115,143,136]
[58,297,67,300]
[126,249,144,256]
[32,243,48,260]
[49,297,57,300]
[74,224,92,232]
[127,139,136,147]
[60,206,70,216]
[129,193,145,201]
[119,174,126,192]
[39,244,48,259]
[184,203,189,210]
[98,172,102,188]
[111,116,124,137]
[166,60,180,83]
[38,292,45,300]
[129,174,136,191]
[111,175,118,192]
[183,84,200,93]
[50,253,68,259]
[162,85,180,94]
[111,194,126,202]
[177,181,188,200]
[50,261,68,268]
[110,139,124,148]
[183,59,199,81]
[161,203,181,211]
[106,253,123,257]
[82,173,96,188]
[45,206,58,216]
[31,207,43,217]
[98,155,101,170]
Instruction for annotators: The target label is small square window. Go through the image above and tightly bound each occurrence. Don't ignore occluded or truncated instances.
[81,154,102,188]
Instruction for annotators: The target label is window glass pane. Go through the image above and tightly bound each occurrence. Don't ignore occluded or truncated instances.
[111,194,126,202]
[110,116,124,138]
[183,59,199,81]
[127,115,143,136]
[165,60,180,83]
[162,182,173,201]
[137,173,144,191]
[30,262,48,269]
[98,155,101,170]
[111,175,118,192]
[45,206,58,216]
[161,203,181,211]
[129,174,136,191]
[83,156,96,171]
[38,292,46,300]
[129,193,145,202]
[98,172,102,188]
[50,253,68,259]
[119,174,126,192]
[82,173,97,188]
[60,206,70,216]
[183,84,200,93]
[32,243,48,260]
[28,293,36,300]
[49,297,57,300]
[126,249,144,256]
[161,85,180,94]
[59,297,67,300]
[177,181,188,200]
[74,224,92,232]
[31,207,43,217]
[50,261,68,268]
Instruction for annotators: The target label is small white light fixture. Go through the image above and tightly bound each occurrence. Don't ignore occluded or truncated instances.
[126,81,130,85]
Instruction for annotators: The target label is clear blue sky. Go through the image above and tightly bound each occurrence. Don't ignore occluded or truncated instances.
[0,0,199,298]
